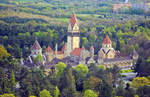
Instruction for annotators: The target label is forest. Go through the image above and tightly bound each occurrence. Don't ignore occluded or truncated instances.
[0,0,150,97]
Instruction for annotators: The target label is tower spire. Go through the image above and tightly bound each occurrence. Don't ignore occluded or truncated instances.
[67,13,80,54]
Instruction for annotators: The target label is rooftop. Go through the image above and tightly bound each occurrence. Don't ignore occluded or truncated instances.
[70,13,77,28]
[102,35,112,44]
[31,40,42,50]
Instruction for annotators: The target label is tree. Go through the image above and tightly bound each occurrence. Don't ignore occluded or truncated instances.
[116,39,120,51]
[100,81,113,97]
[82,37,88,46]
[84,76,102,93]
[10,70,16,89]
[56,62,66,77]
[134,56,150,76]
[0,67,11,94]
[0,45,10,60]
[131,77,150,89]
[74,64,88,77]
[60,66,77,97]
[137,85,150,97]
[34,54,44,63]
[73,64,88,92]
[88,34,97,43]
[147,57,150,63]
[0,93,15,97]
[83,89,98,97]
[54,86,60,97]
[111,65,121,87]
[39,89,52,97]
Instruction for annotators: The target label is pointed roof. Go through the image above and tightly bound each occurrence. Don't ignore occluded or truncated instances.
[90,46,94,50]
[31,40,42,50]
[46,45,53,52]
[70,13,77,28]
[102,35,112,44]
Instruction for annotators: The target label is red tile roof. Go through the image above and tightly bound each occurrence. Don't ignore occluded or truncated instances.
[31,40,42,50]
[46,45,53,52]
[102,35,112,44]
[70,14,77,28]
[72,47,85,56]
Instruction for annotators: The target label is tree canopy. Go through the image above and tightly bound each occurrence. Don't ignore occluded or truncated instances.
[131,77,150,89]
[83,89,98,97]
[74,64,88,77]
[56,62,66,77]
[39,89,52,97]
[0,45,10,60]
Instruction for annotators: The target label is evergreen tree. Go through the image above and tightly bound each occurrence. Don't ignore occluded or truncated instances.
[0,67,11,94]
[116,39,120,51]
[60,65,77,97]
[100,81,113,97]
[10,70,16,88]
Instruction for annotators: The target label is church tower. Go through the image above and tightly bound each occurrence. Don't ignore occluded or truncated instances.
[67,13,80,55]
[30,40,42,57]
[99,35,115,59]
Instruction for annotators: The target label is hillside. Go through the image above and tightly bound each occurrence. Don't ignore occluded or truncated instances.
[0,0,150,97]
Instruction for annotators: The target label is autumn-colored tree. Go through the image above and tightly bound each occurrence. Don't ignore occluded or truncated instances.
[83,89,98,97]
[0,45,10,60]
[134,95,139,97]
[131,77,150,89]
[0,93,15,97]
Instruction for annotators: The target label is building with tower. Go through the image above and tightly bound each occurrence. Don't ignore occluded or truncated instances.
[67,13,80,55]
[99,35,115,59]
[23,13,138,70]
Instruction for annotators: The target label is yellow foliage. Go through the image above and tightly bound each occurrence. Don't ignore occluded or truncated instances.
[29,96,36,97]
[131,77,150,89]
[0,93,15,97]
[0,45,10,60]
[134,95,139,97]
